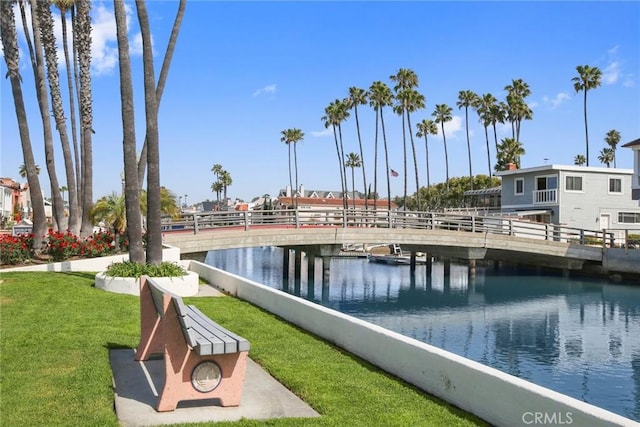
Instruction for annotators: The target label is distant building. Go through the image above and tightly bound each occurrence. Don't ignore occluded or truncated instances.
[276,185,397,211]
[621,137,640,202]
[496,164,640,235]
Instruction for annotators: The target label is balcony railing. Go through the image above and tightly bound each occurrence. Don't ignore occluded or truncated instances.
[533,188,557,204]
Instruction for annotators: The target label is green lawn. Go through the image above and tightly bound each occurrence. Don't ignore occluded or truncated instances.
[0,272,487,427]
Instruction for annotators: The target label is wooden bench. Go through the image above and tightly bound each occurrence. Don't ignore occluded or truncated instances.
[135,276,250,412]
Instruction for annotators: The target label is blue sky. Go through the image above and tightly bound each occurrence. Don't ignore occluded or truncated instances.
[2,1,639,205]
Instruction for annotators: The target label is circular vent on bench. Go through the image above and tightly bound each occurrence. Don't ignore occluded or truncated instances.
[191,361,222,393]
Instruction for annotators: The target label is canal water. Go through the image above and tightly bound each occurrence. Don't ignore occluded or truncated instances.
[205,247,640,422]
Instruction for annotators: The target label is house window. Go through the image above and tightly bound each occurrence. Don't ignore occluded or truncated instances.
[565,176,583,192]
[536,175,558,190]
[618,212,640,224]
[515,178,524,195]
[609,178,622,194]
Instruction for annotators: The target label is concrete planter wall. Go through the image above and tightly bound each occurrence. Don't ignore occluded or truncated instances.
[95,270,199,297]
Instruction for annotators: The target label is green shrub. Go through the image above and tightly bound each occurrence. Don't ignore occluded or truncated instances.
[104,261,186,278]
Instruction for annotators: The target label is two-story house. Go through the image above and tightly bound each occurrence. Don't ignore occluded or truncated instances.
[621,137,640,202]
[496,164,640,235]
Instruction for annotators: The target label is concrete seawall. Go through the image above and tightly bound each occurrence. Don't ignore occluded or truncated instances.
[188,260,637,427]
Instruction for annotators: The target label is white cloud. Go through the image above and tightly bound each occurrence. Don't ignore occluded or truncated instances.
[442,115,462,140]
[253,84,277,97]
[602,60,620,85]
[623,74,636,88]
[310,128,332,137]
[543,92,570,109]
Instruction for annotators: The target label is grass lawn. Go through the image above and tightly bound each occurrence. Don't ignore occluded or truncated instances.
[0,272,487,427]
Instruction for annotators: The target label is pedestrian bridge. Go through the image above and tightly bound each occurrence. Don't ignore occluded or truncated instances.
[161,209,640,275]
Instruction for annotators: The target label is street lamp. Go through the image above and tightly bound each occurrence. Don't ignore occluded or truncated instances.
[184,194,188,211]
[179,195,183,212]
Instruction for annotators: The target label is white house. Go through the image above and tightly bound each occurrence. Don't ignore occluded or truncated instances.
[496,164,640,236]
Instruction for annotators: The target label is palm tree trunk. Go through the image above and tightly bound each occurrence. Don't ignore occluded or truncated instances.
[583,90,589,166]
[423,135,430,189]
[338,125,348,210]
[442,123,450,189]
[37,0,80,234]
[76,0,94,237]
[293,141,299,209]
[407,113,420,211]
[136,0,162,264]
[484,126,492,176]
[465,107,473,190]
[137,0,186,187]
[27,0,67,230]
[402,111,408,210]
[114,0,144,263]
[351,166,356,209]
[381,109,391,212]
[332,126,346,209]
[60,10,82,230]
[373,109,380,211]
[287,143,293,207]
[0,0,47,249]
[354,106,368,210]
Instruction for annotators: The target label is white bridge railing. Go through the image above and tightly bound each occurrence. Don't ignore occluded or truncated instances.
[161,208,635,249]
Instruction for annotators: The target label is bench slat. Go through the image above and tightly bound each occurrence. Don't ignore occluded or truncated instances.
[185,306,238,354]
[187,305,250,352]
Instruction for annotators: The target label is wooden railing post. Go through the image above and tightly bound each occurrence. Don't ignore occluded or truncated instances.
[295,209,300,229]
[193,214,198,234]
[244,211,249,231]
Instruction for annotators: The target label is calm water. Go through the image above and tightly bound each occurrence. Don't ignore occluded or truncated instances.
[205,247,640,421]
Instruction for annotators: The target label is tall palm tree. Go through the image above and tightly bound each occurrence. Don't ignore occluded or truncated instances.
[391,68,423,210]
[432,104,453,188]
[53,0,81,215]
[24,0,66,230]
[136,0,187,187]
[135,0,162,264]
[345,87,369,209]
[114,0,144,262]
[504,79,532,143]
[322,100,350,210]
[1,0,47,248]
[598,147,615,168]
[75,0,95,236]
[416,119,438,189]
[496,138,526,170]
[368,81,394,211]
[572,65,602,166]
[573,154,586,166]
[36,0,80,233]
[604,129,621,168]
[489,102,506,152]
[280,128,304,208]
[345,152,362,209]
[475,93,497,176]
[457,90,480,188]
[92,192,127,235]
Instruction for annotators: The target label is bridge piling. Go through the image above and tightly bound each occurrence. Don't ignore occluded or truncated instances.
[307,256,316,284]
[322,256,331,282]
[294,250,302,284]
[282,248,290,280]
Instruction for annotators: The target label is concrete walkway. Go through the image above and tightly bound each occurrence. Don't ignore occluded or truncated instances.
[109,283,319,426]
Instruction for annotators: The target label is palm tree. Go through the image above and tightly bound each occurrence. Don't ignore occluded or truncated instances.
[504,79,533,143]
[135,0,162,264]
[53,0,81,215]
[321,100,350,210]
[598,147,615,168]
[391,68,423,210]
[136,0,187,187]
[24,0,66,231]
[219,169,233,203]
[114,0,144,263]
[1,1,47,248]
[604,129,621,168]
[36,0,80,233]
[76,0,95,237]
[345,152,362,209]
[572,65,603,166]
[19,163,41,178]
[140,187,180,219]
[211,181,223,207]
[416,119,438,189]
[489,102,506,152]
[574,154,586,166]
[60,185,68,202]
[280,128,304,208]
[345,87,369,209]
[496,138,526,170]
[475,93,498,176]
[368,81,394,211]
[432,104,453,188]
[457,90,480,189]
[92,192,127,235]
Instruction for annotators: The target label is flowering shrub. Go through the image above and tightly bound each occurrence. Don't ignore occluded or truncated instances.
[43,229,118,261]
[0,233,34,265]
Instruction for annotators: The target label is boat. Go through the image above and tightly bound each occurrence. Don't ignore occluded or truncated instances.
[367,244,428,265]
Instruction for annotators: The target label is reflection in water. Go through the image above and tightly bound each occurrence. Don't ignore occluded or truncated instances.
[205,247,640,421]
